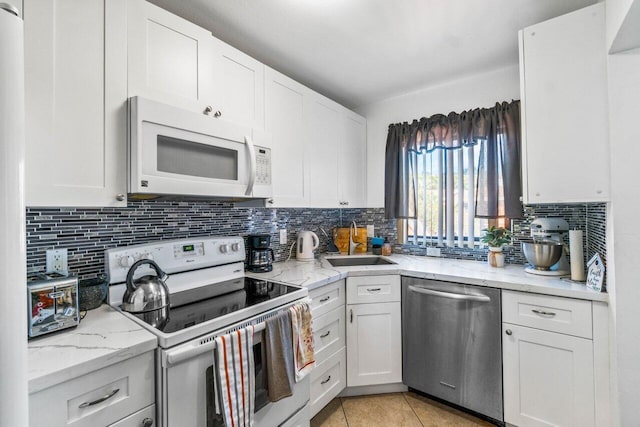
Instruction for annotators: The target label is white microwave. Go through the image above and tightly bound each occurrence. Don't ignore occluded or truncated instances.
[129,97,272,200]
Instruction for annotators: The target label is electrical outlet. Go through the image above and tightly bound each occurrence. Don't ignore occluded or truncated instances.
[46,248,68,274]
[366,225,374,237]
[426,247,441,257]
[279,229,287,244]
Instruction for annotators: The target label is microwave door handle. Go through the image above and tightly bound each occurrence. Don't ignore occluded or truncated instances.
[245,135,257,196]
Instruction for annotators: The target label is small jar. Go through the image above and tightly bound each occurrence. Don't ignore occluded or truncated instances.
[381,241,392,256]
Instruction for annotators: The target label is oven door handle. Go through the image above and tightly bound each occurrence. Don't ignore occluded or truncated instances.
[244,135,256,196]
[164,323,266,367]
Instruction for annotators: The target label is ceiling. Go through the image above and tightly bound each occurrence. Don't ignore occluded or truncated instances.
[149,0,597,109]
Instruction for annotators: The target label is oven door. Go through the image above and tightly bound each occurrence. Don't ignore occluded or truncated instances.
[160,328,310,427]
[130,96,269,199]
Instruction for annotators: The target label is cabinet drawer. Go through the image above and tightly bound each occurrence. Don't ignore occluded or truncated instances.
[346,275,400,304]
[312,306,345,365]
[108,404,155,427]
[310,347,346,418]
[503,291,592,339]
[309,280,345,318]
[29,351,155,427]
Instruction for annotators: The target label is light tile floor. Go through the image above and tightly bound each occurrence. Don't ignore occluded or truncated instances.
[310,392,496,427]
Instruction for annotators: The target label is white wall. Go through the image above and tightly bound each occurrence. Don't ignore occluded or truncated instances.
[606,45,640,426]
[356,64,520,207]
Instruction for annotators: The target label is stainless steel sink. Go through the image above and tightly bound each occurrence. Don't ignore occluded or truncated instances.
[326,256,397,267]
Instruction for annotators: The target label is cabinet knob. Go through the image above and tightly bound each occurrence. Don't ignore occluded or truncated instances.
[267,199,274,204]
[116,194,125,201]
[505,329,512,336]
[203,105,213,115]
[142,418,154,427]
[214,110,222,118]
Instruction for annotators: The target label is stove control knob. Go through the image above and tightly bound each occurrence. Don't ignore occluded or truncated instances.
[231,243,240,252]
[119,255,134,268]
[219,244,228,254]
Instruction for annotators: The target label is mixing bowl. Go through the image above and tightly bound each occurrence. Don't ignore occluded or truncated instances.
[522,241,563,270]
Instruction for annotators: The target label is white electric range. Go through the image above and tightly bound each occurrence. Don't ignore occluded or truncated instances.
[106,237,310,427]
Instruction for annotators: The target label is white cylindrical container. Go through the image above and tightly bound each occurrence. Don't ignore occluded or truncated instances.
[0,4,28,426]
[569,230,586,282]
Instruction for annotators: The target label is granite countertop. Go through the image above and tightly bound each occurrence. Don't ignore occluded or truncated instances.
[247,254,608,303]
[28,304,157,394]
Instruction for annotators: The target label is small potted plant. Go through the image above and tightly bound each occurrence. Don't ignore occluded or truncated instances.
[481,226,512,268]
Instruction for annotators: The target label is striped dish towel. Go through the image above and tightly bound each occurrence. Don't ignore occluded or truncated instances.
[290,301,315,381]
[214,325,256,427]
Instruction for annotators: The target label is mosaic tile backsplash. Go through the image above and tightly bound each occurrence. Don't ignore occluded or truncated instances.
[26,201,607,283]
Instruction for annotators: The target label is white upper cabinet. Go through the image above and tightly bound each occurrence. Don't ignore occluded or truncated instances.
[210,39,265,130]
[24,0,127,207]
[265,67,309,207]
[306,95,341,208]
[339,112,367,208]
[520,3,609,204]
[127,0,215,115]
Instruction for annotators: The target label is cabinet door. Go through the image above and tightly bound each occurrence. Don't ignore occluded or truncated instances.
[339,112,367,208]
[520,3,609,203]
[127,0,214,114]
[346,302,402,387]
[503,323,595,427]
[211,39,264,130]
[24,0,127,207]
[306,95,340,207]
[264,67,308,207]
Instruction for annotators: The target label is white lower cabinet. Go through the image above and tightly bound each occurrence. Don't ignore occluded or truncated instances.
[310,347,347,418]
[345,276,402,387]
[29,351,155,427]
[108,404,155,427]
[502,290,597,427]
[309,280,347,418]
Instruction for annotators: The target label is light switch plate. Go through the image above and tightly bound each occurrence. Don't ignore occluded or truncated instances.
[279,229,287,244]
[366,225,374,237]
[426,247,441,257]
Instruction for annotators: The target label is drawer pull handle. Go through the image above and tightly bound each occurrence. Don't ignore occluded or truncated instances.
[142,418,154,427]
[367,288,381,292]
[78,388,120,408]
[439,381,456,389]
[320,331,331,338]
[532,309,556,317]
[505,329,513,336]
[350,309,353,323]
[319,296,331,303]
[321,375,332,385]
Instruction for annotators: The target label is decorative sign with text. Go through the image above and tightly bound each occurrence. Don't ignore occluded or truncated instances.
[586,253,605,292]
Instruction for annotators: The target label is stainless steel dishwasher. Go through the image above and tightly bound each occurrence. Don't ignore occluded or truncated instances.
[402,277,503,422]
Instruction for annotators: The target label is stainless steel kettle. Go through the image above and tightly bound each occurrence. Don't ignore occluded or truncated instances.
[122,259,170,313]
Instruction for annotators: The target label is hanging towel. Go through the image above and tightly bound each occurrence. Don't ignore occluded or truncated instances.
[290,301,315,381]
[264,310,295,402]
[214,325,256,427]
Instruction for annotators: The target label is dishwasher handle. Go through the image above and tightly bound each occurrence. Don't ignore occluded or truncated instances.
[408,285,491,302]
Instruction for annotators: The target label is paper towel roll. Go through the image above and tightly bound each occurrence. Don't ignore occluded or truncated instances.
[569,230,586,281]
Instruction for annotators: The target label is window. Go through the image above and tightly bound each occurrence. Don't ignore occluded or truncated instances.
[385,101,522,244]
[407,142,510,248]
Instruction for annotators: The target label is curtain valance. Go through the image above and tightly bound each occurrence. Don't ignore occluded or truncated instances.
[390,105,509,153]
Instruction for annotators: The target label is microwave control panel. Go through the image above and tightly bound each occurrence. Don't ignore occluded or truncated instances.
[255,147,271,186]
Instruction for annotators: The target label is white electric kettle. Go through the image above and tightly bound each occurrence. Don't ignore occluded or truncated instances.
[296,231,319,262]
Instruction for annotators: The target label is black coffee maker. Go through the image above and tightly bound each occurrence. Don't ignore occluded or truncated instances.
[247,234,275,273]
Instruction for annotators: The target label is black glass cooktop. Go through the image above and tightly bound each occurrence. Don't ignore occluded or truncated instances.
[131,277,300,334]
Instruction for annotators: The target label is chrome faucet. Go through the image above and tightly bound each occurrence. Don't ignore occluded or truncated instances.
[349,220,363,255]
